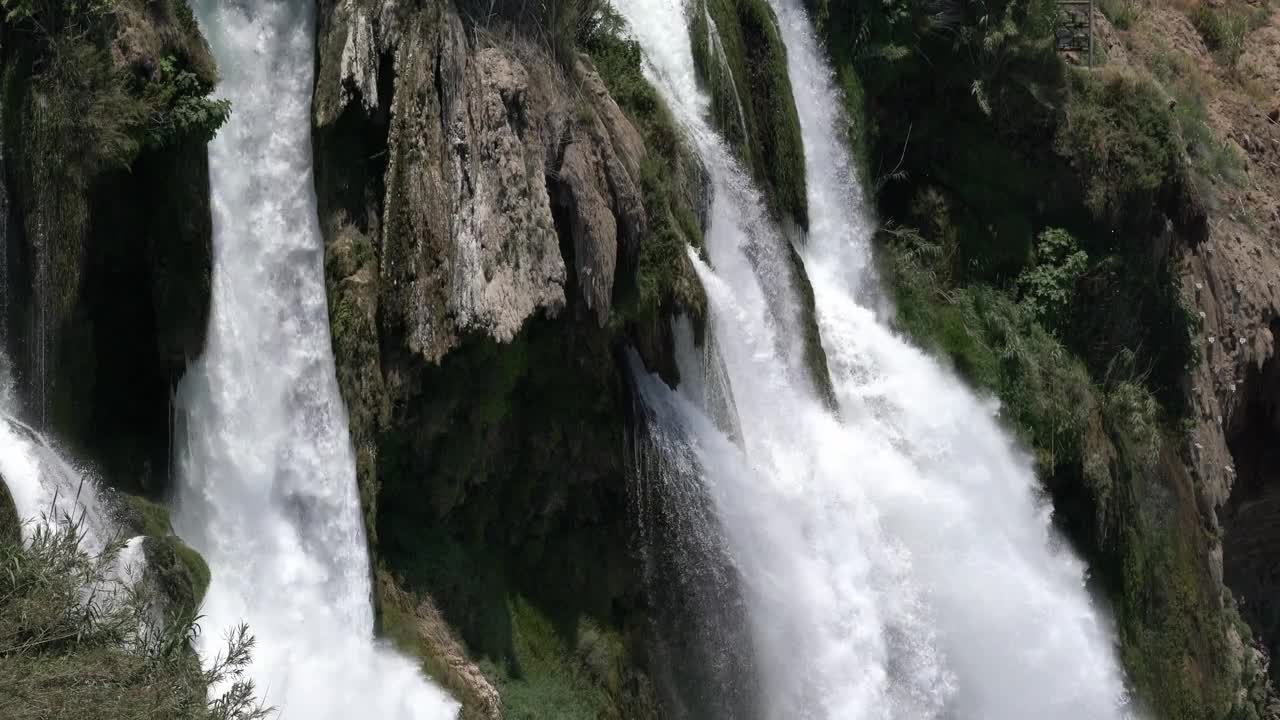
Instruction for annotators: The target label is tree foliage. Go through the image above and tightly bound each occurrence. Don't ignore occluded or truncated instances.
[142,55,231,149]
[1017,227,1088,324]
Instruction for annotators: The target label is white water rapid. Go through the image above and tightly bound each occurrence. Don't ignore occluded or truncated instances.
[171,2,456,717]
[614,0,1135,717]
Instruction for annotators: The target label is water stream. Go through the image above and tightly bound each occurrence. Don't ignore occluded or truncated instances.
[170,3,456,717]
[613,0,1134,717]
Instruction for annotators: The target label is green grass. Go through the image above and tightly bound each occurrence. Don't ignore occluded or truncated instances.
[0,521,266,720]
[1193,5,1250,66]
[1146,44,1246,209]
[495,598,606,719]
[1099,0,1143,30]
[493,596,631,720]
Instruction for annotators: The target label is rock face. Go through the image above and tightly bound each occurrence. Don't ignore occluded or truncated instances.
[1102,0,1280,702]
[382,28,567,362]
[0,1,216,497]
[313,2,688,716]
[317,1,646,363]
[1176,4,1280,687]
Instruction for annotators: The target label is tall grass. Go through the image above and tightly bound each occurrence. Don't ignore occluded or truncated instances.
[0,517,270,720]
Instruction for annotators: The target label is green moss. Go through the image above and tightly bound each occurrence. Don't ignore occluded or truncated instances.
[171,539,210,606]
[0,478,19,545]
[588,27,706,320]
[494,596,611,719]
[118,494,174,538]
[586,22,708,379]
[490,595,652,720]
[143,535,211,618]
[689,0,808,229]
[111,494,210,617]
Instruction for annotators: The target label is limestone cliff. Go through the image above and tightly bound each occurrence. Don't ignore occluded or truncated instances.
[312,1,705,715]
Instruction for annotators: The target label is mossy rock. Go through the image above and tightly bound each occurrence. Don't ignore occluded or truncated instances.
[115,493,175,538]
[111,493,209,617]
[494,596,659,720]
[143,535,210,618]
[689,0,808,230]
[585,29,709,333]
[0,475,19,545]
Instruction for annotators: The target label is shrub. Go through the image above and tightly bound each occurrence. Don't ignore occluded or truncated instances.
[1017,227,1089,325]
[141,55,232,150]
[1055,69,1180,224]
[885,228,1096,470]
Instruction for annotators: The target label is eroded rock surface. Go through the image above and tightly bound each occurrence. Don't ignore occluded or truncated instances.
[317,1,646,365]
[312,3,675,714]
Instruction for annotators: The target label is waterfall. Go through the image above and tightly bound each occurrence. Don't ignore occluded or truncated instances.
[170,3,456,717]
[0,404,115,550]
[612,0,1134,717]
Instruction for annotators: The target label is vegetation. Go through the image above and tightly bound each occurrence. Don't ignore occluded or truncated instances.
[488,597,646,720]
[1056,69,1180,223]
[1099,0,1143,30]
[1,0,222,501]
[584,11,708,328]
[1193,4,1250,66]
[0,516,268,720]
[1146,44,1246,211]
[2,0,229,178]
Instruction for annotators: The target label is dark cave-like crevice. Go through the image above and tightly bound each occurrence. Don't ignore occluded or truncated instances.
[1222,320,1280,681]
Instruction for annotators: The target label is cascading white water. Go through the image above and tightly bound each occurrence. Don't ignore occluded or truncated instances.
[613,0,1135,717]
[0,356,117,549]
[0,407,116,549]
[169,3,456,717]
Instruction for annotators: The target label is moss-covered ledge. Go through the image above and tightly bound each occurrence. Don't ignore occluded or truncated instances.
[690,0,808,231]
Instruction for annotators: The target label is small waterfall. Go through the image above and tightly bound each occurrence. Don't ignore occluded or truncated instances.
[613,0,1134,717]
[171,2,456,718]
[0,354,112,549]
[0,408,115,549]
[629,348,759,719]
